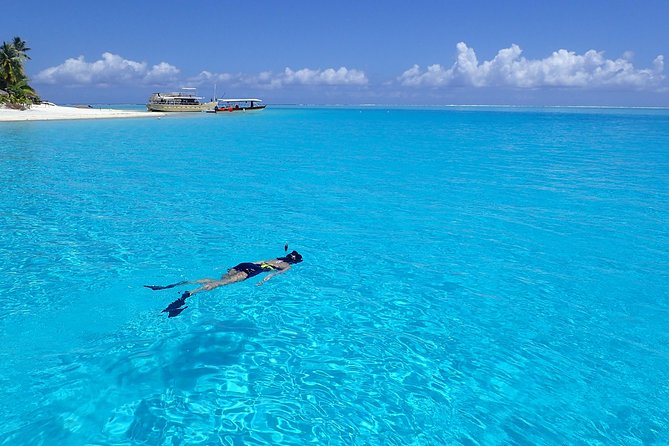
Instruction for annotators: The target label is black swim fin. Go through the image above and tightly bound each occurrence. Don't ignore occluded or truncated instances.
[161,291,191,317]
[144,280,188,291]
[162,297,185,313]
[166,306,188,318]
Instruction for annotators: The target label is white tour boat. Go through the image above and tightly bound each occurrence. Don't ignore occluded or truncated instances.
[146,88,216,112]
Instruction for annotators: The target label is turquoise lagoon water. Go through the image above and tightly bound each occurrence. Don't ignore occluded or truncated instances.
[1,106,668,445]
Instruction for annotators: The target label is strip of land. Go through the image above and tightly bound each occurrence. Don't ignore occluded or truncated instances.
[0,103,164,122]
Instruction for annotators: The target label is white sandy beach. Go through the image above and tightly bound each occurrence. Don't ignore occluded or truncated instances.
[0,103,164,122]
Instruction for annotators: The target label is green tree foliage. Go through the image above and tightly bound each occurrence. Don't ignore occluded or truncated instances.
[0,36,38,105]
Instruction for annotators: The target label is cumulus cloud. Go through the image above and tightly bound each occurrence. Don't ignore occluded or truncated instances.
[282,67,367,85]
[190,66,368,89]
[399,42,665,89]
[35,53,179,86]
[36,52,369,90]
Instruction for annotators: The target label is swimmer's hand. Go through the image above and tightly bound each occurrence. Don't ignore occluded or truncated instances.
[256,276,271,286]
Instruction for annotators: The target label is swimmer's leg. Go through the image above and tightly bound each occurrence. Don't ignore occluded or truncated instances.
[187,271,249,296]
[161,272,249,318]
[145,278,216,291]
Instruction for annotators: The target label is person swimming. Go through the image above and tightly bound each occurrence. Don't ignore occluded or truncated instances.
[145,250,303,317]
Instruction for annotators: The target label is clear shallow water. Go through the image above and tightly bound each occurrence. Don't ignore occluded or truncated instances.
[1,106,668,445]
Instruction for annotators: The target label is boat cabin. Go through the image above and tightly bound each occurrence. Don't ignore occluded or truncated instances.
[215,98,266,112]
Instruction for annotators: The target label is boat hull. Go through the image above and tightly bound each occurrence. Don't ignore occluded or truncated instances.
[214,105,267,113]
[146,101,216,112]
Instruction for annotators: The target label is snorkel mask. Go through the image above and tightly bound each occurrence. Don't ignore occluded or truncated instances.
[281,250,303,264]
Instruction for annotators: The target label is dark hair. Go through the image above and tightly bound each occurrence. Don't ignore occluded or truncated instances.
[279,250,303,264]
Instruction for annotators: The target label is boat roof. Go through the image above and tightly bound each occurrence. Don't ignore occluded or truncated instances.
[152,92,204,99]
[218,98,262,102]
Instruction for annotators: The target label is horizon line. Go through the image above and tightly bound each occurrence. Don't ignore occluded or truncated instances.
[59,102,669,110]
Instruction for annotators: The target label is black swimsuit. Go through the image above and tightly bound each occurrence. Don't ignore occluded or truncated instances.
[232,262,277,278]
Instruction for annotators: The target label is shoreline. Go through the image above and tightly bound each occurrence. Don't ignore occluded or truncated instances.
[0,103,164,122]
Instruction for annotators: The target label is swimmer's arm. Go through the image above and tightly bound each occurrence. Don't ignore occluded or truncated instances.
[256,265,291,286]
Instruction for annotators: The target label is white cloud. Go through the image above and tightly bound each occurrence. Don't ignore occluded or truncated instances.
[190,70,244,86]
[143,62,180,84]
[36,52,368,90]
[36,56,368,90]
[282,67,368,86]
[190,66,368,89]
[35,53,179,86]
[399,42,665,89]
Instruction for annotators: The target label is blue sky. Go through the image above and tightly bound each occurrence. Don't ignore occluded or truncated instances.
[5,0,669,105]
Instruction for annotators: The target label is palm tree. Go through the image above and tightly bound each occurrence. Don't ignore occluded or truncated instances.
[0,36,38,103]
[0,41,21,90]
[3,78,37,107]
[11,37,31,61]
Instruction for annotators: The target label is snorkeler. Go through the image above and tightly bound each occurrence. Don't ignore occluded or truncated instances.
[145,250,303,318]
